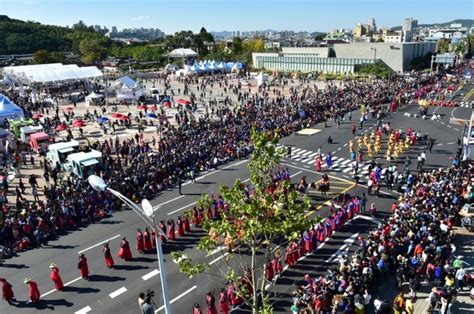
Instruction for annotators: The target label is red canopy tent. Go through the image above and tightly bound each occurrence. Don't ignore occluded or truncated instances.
[32,113,43,119]
[55,124,68,131]
[72,120,86,127]
[177,99,192,106]
[111,113,124,118]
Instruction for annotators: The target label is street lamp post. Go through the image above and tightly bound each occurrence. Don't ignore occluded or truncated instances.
[87,175,172,314]
[371,47,377,62]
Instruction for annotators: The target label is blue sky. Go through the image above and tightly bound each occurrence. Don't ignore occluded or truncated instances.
[0,0,471,34]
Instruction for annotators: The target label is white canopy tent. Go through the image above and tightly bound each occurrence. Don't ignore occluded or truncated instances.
[85,92,103,100]
[168,48,198,58]
[2,63,103,85]
[255,72,269,86]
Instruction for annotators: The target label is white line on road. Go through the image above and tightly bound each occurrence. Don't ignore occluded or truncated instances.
[209,252,229,265]
[75,306,92,314]
[41,276,83,298]
[153,195,185,209]
[78,234,121,254]
[155,286,198,313]
[142,269,160,281]
[183,159,249,186]
[109,287,127,299]
[167,202,197,216]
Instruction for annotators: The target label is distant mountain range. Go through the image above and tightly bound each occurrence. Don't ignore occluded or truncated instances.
[391,19,473,30]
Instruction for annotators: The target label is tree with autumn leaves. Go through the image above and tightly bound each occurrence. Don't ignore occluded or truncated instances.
[172,129,320,313]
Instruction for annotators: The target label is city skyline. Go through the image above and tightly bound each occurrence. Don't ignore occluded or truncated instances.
[0,0,471,34]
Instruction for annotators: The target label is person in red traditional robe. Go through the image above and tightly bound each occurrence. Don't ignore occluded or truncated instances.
[118,237,132,261]
[183,216,191,232]
[206,291,218,314]
[143,227,152,251]
[193,303,202,314]
[0,278,15,305]
[24,278,40,303]
[167,220,176,240]
[264,261,274,282]
[103,243,114,268]
[219,288,230,314]
[176,216,184,237]
[272,250,283,275]
[136,229,145,253]
[78,254,89,280]
[151,228,156,248]
[285,244,295,267]
[49,263,64,291]
[315,156,322,172]
[159,221,167,243]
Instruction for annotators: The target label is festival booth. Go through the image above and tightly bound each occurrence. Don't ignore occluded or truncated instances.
[29,132,50,153]
[20,125,43,142]
[0,95,24,124]
[255,72,269,86]
[85,92,104,106]
[114,76,146,102]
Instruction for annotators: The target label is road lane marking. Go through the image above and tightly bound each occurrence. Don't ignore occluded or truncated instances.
[41,276,83,298]
[207,245,226,256]
[142,269,160,281]
[75,306,92,314]
[155,286,198,313]
[324,233,359,263]
[183,159,249,186]
[109,287,127,298]
[153,195,185,209]
[167,202,197,216]
[209,252,229,265]
[78,234,121,254]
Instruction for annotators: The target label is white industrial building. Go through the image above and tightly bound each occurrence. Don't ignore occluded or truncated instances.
[252,42,436,73]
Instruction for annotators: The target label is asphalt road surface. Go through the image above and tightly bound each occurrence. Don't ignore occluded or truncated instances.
[1,102,470,314]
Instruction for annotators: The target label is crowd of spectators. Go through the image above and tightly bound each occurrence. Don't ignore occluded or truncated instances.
[289,161,473,313]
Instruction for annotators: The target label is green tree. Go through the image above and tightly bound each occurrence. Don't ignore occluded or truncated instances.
[232,36,243,55]
[79,38,103,63]
[33,49,51,64]
[314,33,326,41]
[50,51,65,63]
[172,130,316,314]
[199,26,214,43]
[437,38,450,53]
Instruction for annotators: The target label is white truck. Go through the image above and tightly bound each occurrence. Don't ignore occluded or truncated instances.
[46,140,80,170]
[65,150,102,179]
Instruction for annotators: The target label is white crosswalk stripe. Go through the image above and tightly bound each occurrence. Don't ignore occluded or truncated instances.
[284,146,382,175]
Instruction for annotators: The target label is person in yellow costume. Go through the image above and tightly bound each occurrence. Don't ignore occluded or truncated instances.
[363,135,369,148]
[357,137,363,149]
[404,136,410,149]
[349,140,354,153]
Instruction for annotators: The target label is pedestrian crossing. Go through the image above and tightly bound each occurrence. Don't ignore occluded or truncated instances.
[282,146,372,176]
[458,101,473,108]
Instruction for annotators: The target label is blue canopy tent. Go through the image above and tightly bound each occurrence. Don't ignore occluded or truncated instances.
[0,94,24,122]
[116,76,137,89]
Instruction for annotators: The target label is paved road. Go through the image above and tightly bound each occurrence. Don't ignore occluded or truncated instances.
[1,102,469,314]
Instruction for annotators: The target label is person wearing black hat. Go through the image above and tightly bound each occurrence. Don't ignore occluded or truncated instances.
[78,253,89,280]
[192,303,202,314]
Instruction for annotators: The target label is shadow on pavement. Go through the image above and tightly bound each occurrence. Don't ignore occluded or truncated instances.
[62,286,100,294]
[0,263,29,269]
[88,274,126,282]
[113,264,149,271]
